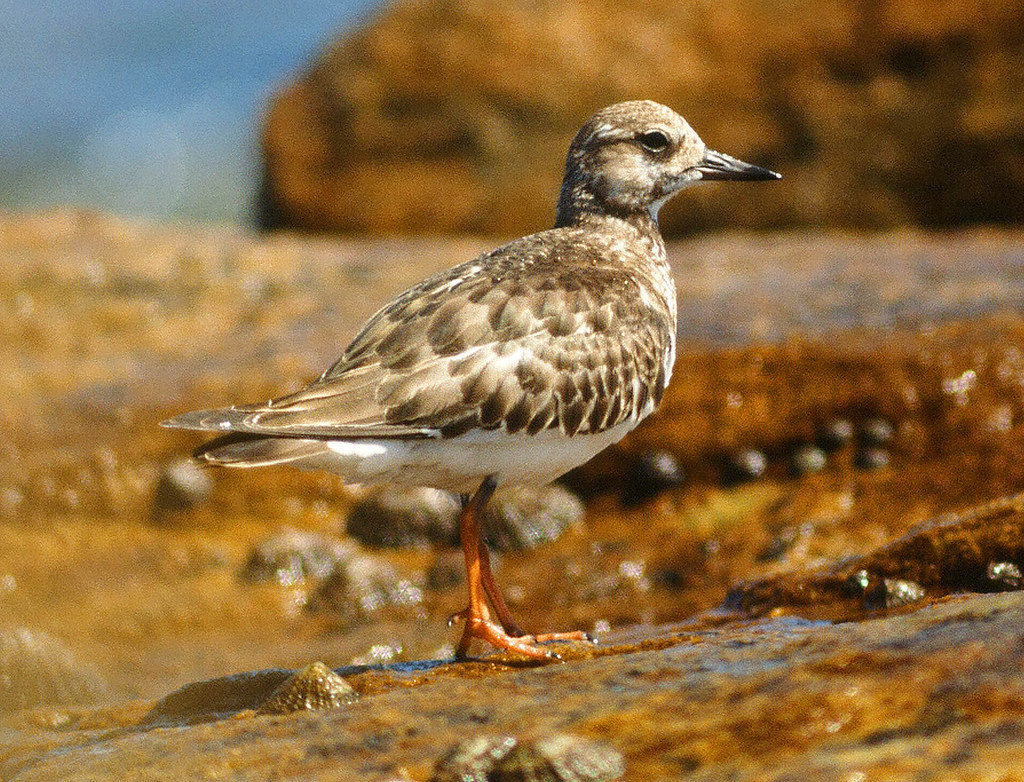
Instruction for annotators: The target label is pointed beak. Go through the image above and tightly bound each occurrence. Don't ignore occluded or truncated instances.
[697,148,781,182]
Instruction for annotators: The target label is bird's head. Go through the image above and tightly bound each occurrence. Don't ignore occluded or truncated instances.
[556,100,780,225]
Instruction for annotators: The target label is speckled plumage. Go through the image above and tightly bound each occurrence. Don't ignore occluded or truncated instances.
[164,101,778,494]
[164,100,779,658]
[181,223,673,439]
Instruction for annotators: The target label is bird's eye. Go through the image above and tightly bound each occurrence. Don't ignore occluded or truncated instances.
[637,130,671,154]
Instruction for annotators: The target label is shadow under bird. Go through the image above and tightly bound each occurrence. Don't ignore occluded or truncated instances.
[163,100,780,659]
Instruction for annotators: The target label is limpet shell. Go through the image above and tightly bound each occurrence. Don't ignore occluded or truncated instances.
[257,661,358,715]
[430,733,625,782]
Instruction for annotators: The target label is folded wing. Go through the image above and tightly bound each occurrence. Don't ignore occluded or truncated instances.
[162,233,673,443]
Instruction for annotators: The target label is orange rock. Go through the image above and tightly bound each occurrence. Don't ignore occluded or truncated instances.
[259,0,1024,236]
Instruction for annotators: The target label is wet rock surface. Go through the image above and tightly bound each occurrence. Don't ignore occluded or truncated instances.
[729,492,1024,620]
[3,212,1024,778]
[8,592,1024,780]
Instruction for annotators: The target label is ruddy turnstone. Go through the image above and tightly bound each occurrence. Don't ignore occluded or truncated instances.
[163,100,780,659]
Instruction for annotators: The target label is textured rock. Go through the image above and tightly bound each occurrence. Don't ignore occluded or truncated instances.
[16,592,1024,780]
[260,0,1024,236]
[256,662,357,715]
[147,669,293,722]
[430,734,625,782]
[729,492,1024,619]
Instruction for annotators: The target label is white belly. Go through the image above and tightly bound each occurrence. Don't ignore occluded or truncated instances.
[299,420,641,494]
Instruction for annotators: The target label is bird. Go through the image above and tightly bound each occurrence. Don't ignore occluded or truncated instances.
[162,100,780,660]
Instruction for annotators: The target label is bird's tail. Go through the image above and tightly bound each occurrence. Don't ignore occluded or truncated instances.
[193,432,330,468]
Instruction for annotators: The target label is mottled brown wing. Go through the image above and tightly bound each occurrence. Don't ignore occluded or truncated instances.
[199,231,674,440]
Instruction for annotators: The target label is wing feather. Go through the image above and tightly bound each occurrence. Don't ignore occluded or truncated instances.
[162,227,675,442]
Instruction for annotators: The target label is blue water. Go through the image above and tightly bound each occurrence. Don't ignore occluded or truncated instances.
[0,0,384,222]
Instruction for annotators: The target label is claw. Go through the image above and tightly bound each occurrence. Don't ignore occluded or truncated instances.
[447,607,471,628]
[453,616,592,661]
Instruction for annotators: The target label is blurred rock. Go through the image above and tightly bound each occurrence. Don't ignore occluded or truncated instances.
[349,643,402,667]
[723,448,767,485]
[606,307,1024,495]
[790,445,827,477]
[306,554,423,625]
[816,418,854,452]
[483,485,585,552]
[621,450,684,506]
[578,559,652,603]
[256,662,357,715]
[261,0,1024,236]
[346,484,583,553]
[0,629,108,714]
[757,524,807,563]
[346,486,460,548]
[854,447,890,471]
[860,417,895,446]
[240,527,355,586]
[426,549,476,591]
[151,457,212,517]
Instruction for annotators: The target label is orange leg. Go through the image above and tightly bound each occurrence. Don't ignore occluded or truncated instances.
[451,477,594,660]
[477,535,528,637]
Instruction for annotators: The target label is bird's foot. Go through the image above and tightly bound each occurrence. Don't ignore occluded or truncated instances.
[529,629,597,645]
[447,609,596,660]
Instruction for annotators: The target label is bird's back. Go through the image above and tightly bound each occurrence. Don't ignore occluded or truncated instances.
[165,221,677,448]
